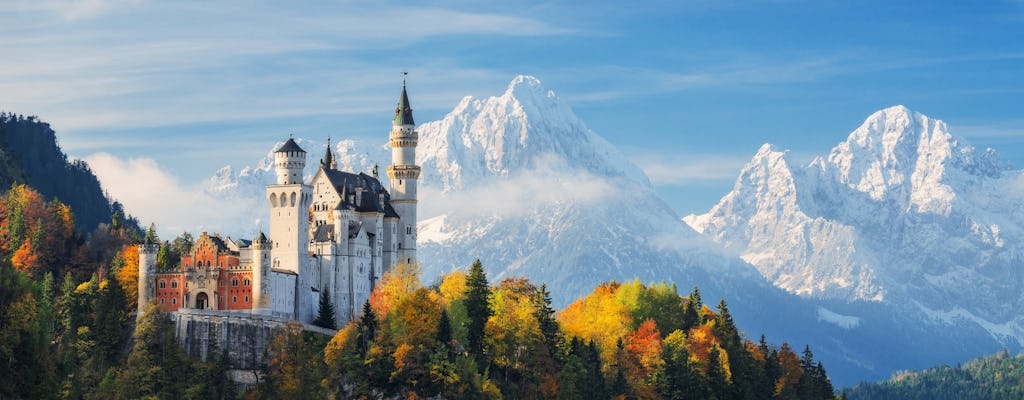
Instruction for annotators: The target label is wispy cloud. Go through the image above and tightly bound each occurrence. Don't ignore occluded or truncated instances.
[631,152,748,186]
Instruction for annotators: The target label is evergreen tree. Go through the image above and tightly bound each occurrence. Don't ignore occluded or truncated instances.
[464,259,492,367]
[143,223,158,243]
[156,244,171,270]
[357,300,377,355]
[534,283,561,361]
[313,290,337,330]
[682,286,702,331]
[437,308,452,348]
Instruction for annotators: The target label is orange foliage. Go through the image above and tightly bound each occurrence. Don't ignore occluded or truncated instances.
[392,287,441,347]
[370,263,422,319]
[775,342,803,396]
[687,324,731,380]
[624,319,665,399]
[11,239,39,274]
[116,245,140,310]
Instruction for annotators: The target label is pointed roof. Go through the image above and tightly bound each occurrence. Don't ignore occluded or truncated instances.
[276,137,306,153]
[393,79,415,126]
[320,137,335,169]
[254,231,269,243]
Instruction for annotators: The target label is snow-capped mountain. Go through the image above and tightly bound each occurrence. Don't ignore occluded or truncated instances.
[205,82,1013,385]
[685,105,1024,345]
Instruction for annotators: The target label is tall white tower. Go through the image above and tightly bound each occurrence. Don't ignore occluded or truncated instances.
[267,138,311,275]
[387,79,419,265]
[250,232,271,314]
[137,239,159,317]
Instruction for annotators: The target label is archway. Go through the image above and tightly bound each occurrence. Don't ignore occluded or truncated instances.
[196,292,209,310]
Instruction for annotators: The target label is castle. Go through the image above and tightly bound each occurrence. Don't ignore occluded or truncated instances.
[137,81,420,325]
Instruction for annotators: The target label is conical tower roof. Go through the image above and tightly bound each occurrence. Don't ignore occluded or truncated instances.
[393,79,415,126]
[321,137,335,169]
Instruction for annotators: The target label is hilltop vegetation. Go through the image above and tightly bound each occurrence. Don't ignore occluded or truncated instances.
[845,350,1024,400]
[0,183,837,399]
[312,261,837,399]
[0,112,139,234]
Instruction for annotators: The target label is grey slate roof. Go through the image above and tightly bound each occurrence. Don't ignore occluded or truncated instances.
[322,169,392,214]
[313,224,334,242]
[393,83,415,126]
[276,138,305,153]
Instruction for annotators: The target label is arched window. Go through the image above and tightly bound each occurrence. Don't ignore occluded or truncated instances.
[244,279,250,286]
[172,298,176,305]
[269,193,278,208]
[290,192,297,207]
[160,298,165,304]
[232,296,237,302]
[232,278,239,286]
[244,296,249,302]
[159,280,166,289]
[171,280,178,289]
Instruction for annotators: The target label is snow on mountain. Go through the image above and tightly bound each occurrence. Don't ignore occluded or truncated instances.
[205,85,1007,385]
[685,105,1024,346]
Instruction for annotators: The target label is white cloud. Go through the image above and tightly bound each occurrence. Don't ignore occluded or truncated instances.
[84,152,260,238]
[632,153,747,186]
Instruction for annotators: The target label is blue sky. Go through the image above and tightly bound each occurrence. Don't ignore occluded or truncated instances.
[3,0,1024,231]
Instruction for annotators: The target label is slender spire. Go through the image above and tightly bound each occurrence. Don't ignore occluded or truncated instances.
[393,73,415,126]
[321,136,335,169]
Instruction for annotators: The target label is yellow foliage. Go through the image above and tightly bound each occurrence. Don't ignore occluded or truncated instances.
[11,239,39,274]
[558,282,632,366]
[485,283,542,369]
[393,287,441,347]
[370,263,422,319]
[116,245,140,310]
[324,324,356,366]
[438,271,467,306]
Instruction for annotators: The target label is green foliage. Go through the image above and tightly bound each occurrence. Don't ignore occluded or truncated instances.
[465,258,492,367]
[313,289,337,330]
[846,350,1024,400]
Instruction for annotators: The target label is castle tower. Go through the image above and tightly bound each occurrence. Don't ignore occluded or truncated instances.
[267,138,312,275]
[387,78,420,266]
[250,232,271,314]
[137,239,160,317]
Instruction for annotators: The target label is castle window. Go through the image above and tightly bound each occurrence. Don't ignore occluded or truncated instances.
[172,298,176,305]
[171,281,178,289]
[159,280,166,289]
[160,298,165,304]
[232,296,237,302]
[244,296,249,302]
[232,278,239,286]
[406,226,412,235]
[244,279,250,286]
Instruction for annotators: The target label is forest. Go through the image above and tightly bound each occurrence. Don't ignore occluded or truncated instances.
[0,182,839,399]
[844,350,1024,400]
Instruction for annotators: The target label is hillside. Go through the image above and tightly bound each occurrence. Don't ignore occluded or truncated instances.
[0,112,137,234]
[845,350,1024,400]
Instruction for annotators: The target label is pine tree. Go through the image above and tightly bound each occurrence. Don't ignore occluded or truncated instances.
[534,283,561,360]
[464,259,492,367]
[313,290,337,330]
[357,300,377,355]
[682,286,702,331]
[437,308,452,348]
[143,223,159,243]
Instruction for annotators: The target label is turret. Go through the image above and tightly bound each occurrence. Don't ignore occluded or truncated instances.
[250,232,271,313]
[321,137,337,170]
[137,239,160,317]
[386,77,420,266]
[275,137,306,185]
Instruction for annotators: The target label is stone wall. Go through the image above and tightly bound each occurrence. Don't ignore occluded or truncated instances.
[172,309,336,370]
